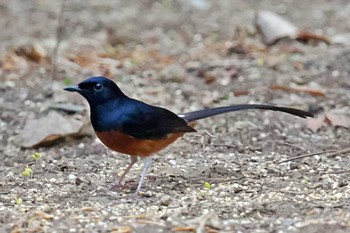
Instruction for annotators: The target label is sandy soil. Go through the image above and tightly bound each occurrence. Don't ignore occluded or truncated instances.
[1,0,350,232]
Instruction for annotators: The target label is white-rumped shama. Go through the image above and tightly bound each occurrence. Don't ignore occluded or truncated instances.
[64,76,313,194]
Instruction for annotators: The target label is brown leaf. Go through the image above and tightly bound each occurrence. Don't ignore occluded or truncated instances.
[110,226,133,233]
[33,211,54,220]
[233,90,251,96]
[69,52,96,67]
[69,53,122,77]
[14,43,47,63]
[325,113,350,128]
[172,226,196,232]
[270,85,326,97]
[297,30,330,44]
[234,85,325,97]
[1,52,29,76]
[19,111,83,148]
[307,112,350,132]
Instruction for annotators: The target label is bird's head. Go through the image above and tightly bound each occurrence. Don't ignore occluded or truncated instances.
[64,76,126,104]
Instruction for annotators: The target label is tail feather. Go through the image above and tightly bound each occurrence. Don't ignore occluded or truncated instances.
[179,104,313,122]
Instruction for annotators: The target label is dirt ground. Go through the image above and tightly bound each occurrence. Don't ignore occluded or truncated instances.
[1,0,350,232]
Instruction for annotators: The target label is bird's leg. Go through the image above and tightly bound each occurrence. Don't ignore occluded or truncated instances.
[134,157,153,195]
[111,156,138,190]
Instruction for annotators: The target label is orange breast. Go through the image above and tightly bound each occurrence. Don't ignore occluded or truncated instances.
[95,130,185,157]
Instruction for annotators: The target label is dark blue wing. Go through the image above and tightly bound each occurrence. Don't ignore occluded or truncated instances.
[98,98,196,140]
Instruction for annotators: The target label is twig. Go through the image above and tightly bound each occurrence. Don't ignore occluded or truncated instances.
[190,177,244,187]
[278,150,336,164]
[276,142,306,151]
[269,189,305,195]
[136,219,166,227]
[321,169,350,175]
[270,85,326,97]
[198,212,220,233]
[52,0,67,79]
[183,138,239,149]
[172,226,196,232]
[325,147,350,158]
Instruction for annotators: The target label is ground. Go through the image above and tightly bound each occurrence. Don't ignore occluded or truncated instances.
[1,0,350,232]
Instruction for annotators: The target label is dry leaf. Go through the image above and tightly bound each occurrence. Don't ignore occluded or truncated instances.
[15,43,47,63]
[172,226,196,232]
[255,10,330,45]
[270,85,326,97]
[297,30,330,44]
[33,211,54,220]
[19,111,83,148]
[325,113,350,128]
[1,52,29,76]
[234,85,325,97]
[69,52,96,67]
[130,49,178,70]
[69,53,122,77]
[307,112,350,132]
[110,226,133,233]
[306,115,326,133]
[233,90,251,96]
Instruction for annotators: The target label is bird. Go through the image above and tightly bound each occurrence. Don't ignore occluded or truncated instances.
[64,76,313,194]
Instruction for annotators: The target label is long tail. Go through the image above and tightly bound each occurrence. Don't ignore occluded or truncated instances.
[178,104,313,122]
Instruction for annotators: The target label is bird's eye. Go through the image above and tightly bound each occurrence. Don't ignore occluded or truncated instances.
[94,83,103,91]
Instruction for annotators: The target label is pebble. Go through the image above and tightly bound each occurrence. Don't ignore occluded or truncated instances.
[168,159,177,166]
[68,174,76,180]
[159,64,185,82]
[160,195,172,206]
[49,178,57,183]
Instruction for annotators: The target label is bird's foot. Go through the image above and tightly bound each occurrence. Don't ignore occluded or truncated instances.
[109,180,137,192]
[109,181,153,198]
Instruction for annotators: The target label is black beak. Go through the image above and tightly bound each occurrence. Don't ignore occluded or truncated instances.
[64,85,82,92]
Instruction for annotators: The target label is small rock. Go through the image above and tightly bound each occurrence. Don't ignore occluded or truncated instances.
[255,10,298,44]
[185,61,202,72]
[68,174,76,180]
[168,159,177,166]
[160,195,172,206]
[159,64,185,82]
[49,178,57,183]
[331,33,350,45]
